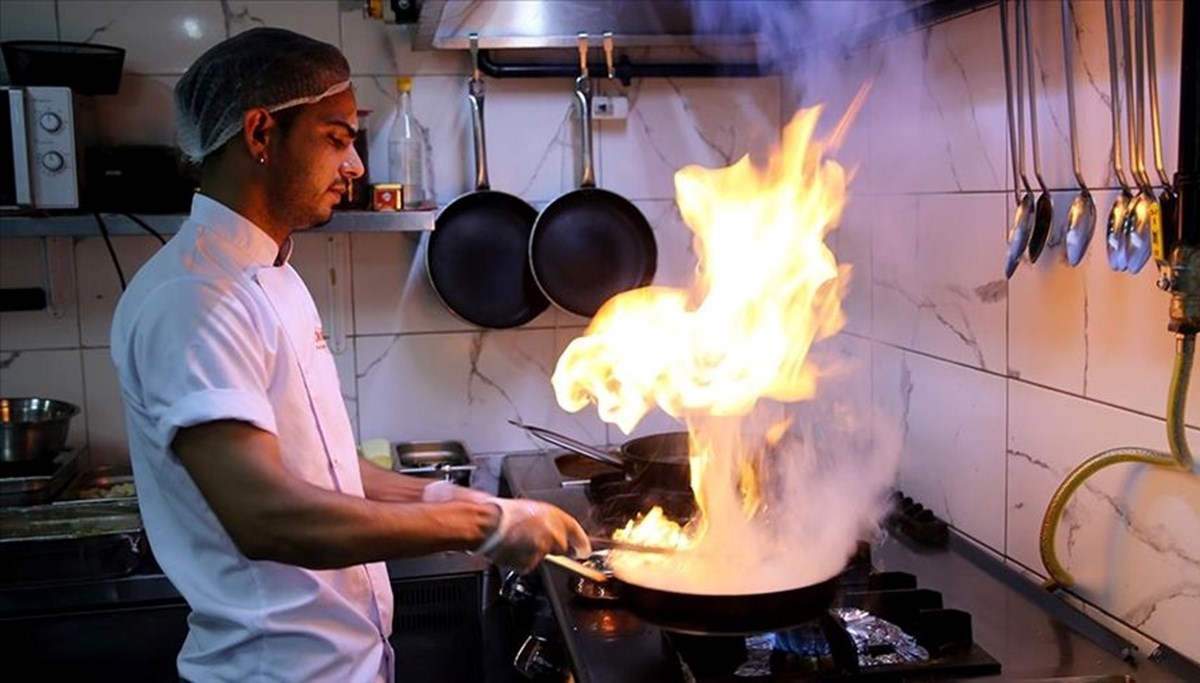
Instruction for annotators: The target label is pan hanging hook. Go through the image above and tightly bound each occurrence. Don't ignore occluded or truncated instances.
[603,31,615,81]
[469,32,481,83]
[577,31,589,79]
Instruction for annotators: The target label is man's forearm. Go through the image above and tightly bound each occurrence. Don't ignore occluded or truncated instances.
[358,456,430,502]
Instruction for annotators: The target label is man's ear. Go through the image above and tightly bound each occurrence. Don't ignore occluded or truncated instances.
[242,108,275,162]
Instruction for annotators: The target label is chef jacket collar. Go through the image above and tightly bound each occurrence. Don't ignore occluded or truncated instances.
[189,193,294,267]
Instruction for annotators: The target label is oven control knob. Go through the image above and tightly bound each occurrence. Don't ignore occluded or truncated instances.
[513,635,565,680]
[41,151,65,172]
[38,111,63,133]
[500,570,535,605]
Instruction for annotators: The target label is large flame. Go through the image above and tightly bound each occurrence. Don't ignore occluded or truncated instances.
[552,98,862,434]
[555,91,872,594]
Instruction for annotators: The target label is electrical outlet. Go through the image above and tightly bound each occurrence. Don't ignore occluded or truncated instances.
[592,95,629,120]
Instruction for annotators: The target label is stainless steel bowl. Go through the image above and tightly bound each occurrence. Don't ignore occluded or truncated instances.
[0,397,80,463]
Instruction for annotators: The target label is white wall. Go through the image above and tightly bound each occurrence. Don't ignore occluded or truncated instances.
[807,0,1199,666]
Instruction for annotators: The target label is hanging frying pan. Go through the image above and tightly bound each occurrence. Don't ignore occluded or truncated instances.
[529,33,657,318]
[545,553,841,635]
[426,37,549,328]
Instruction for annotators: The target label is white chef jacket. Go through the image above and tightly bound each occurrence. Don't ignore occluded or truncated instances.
[110,194,394,682]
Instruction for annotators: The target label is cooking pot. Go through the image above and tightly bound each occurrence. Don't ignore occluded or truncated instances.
[509,421,690,491]
[0,397,79,463]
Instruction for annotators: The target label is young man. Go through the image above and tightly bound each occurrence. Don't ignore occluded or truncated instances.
[110,28,588,682]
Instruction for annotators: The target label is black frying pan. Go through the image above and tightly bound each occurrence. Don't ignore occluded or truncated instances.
[529,38,656,318]
[546,554,840,635]
[426,72,549,328]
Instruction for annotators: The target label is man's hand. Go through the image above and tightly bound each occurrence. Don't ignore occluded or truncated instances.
[479,499,591,574]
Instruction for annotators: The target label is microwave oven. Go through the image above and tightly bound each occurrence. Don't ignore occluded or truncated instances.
[1,86,79,210]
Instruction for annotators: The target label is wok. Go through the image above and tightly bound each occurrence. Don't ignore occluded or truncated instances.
[509,421,690,491]
[545,553,840,635]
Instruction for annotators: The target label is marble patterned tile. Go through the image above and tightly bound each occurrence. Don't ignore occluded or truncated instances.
[0,349,87,450]
[867,5,1007,194]
[224,0,340,46]
[831,194,873,338]
[355,328,586,457]
[599,76,781,202]
[1006,381,1200,664]
[471,78,584,205]
[872,343,1007,551]
[56,1,225,75]
[1077,192,1196,427]
[76,236,164,348]
[338,0,469,77]
[872,193,1008,372]
[81,347,128,466]
[0,237,80,350]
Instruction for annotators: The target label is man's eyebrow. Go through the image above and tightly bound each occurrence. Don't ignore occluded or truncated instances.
[326,120,358,137]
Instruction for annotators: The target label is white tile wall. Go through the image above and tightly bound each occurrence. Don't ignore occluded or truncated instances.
[1007,381,1200,661]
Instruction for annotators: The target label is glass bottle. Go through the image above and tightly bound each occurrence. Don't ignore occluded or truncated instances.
[387,76,429,209]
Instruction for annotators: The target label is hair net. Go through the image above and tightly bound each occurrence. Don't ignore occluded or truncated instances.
[174,27,352,163]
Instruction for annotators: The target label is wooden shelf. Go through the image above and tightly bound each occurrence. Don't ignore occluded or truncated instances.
[0,210,436,238]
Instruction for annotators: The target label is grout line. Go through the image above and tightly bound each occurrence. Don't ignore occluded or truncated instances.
[839,330,1196,429]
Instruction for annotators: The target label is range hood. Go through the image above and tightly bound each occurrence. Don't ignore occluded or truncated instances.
[410,0,996,52]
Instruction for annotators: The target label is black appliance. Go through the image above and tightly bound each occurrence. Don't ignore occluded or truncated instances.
[82,145,197,214]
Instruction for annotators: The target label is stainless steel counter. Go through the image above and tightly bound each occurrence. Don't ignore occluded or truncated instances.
[501,452,1200,682]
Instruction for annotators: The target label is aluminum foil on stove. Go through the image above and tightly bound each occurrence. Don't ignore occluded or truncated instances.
[831,607,929,666]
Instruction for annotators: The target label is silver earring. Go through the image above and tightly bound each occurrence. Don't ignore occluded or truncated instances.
[258,156,266,165]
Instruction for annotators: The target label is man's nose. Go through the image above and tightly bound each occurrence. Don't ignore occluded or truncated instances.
[341,147,365,179]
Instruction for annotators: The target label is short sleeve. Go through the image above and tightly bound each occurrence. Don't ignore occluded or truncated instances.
[127,277,278,447]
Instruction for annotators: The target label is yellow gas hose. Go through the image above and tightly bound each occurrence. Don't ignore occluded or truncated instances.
[1038,334,1196,591]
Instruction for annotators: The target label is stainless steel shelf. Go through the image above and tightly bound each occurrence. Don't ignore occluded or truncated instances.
[0,210,436,238]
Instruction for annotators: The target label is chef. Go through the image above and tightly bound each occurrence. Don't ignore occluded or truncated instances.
[110,27,589,683]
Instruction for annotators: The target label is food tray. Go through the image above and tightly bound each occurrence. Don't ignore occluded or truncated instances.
[0,499,145,584]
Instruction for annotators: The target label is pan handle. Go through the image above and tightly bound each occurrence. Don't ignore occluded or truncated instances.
[507,419,623,467]
[545,554,609,583]
[468,34,490,192]
[575,32,596,189]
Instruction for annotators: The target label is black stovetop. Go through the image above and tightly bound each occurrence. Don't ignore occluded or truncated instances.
[500,451,1197,683]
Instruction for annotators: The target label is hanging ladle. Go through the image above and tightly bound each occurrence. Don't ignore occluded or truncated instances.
[1144,0,1176,267]
[1022,0,1054,263]
[1121,0,1155,274]
[1061,0,1095,267]
[1103,0,1133,271]
[1003,0,1035,279]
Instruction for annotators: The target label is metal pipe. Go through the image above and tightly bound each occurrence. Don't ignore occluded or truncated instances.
[1039,335,1195,591]
[477,50,765,84]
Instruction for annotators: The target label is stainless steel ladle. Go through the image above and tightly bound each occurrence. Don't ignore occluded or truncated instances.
[1061,0,1095,267]
[1122,0,1155,273]
[1022,0,1054,264]
[1145,0,1176,266]
[1103,0,1133,271]
[1003,0,1036,279]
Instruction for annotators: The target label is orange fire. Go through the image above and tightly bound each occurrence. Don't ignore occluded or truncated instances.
[553,90,868,584]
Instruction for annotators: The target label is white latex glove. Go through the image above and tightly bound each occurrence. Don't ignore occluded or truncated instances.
[421,479,494,505]
[476,498,591,574]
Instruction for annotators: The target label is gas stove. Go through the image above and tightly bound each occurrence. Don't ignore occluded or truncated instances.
[499,450,1193,683]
